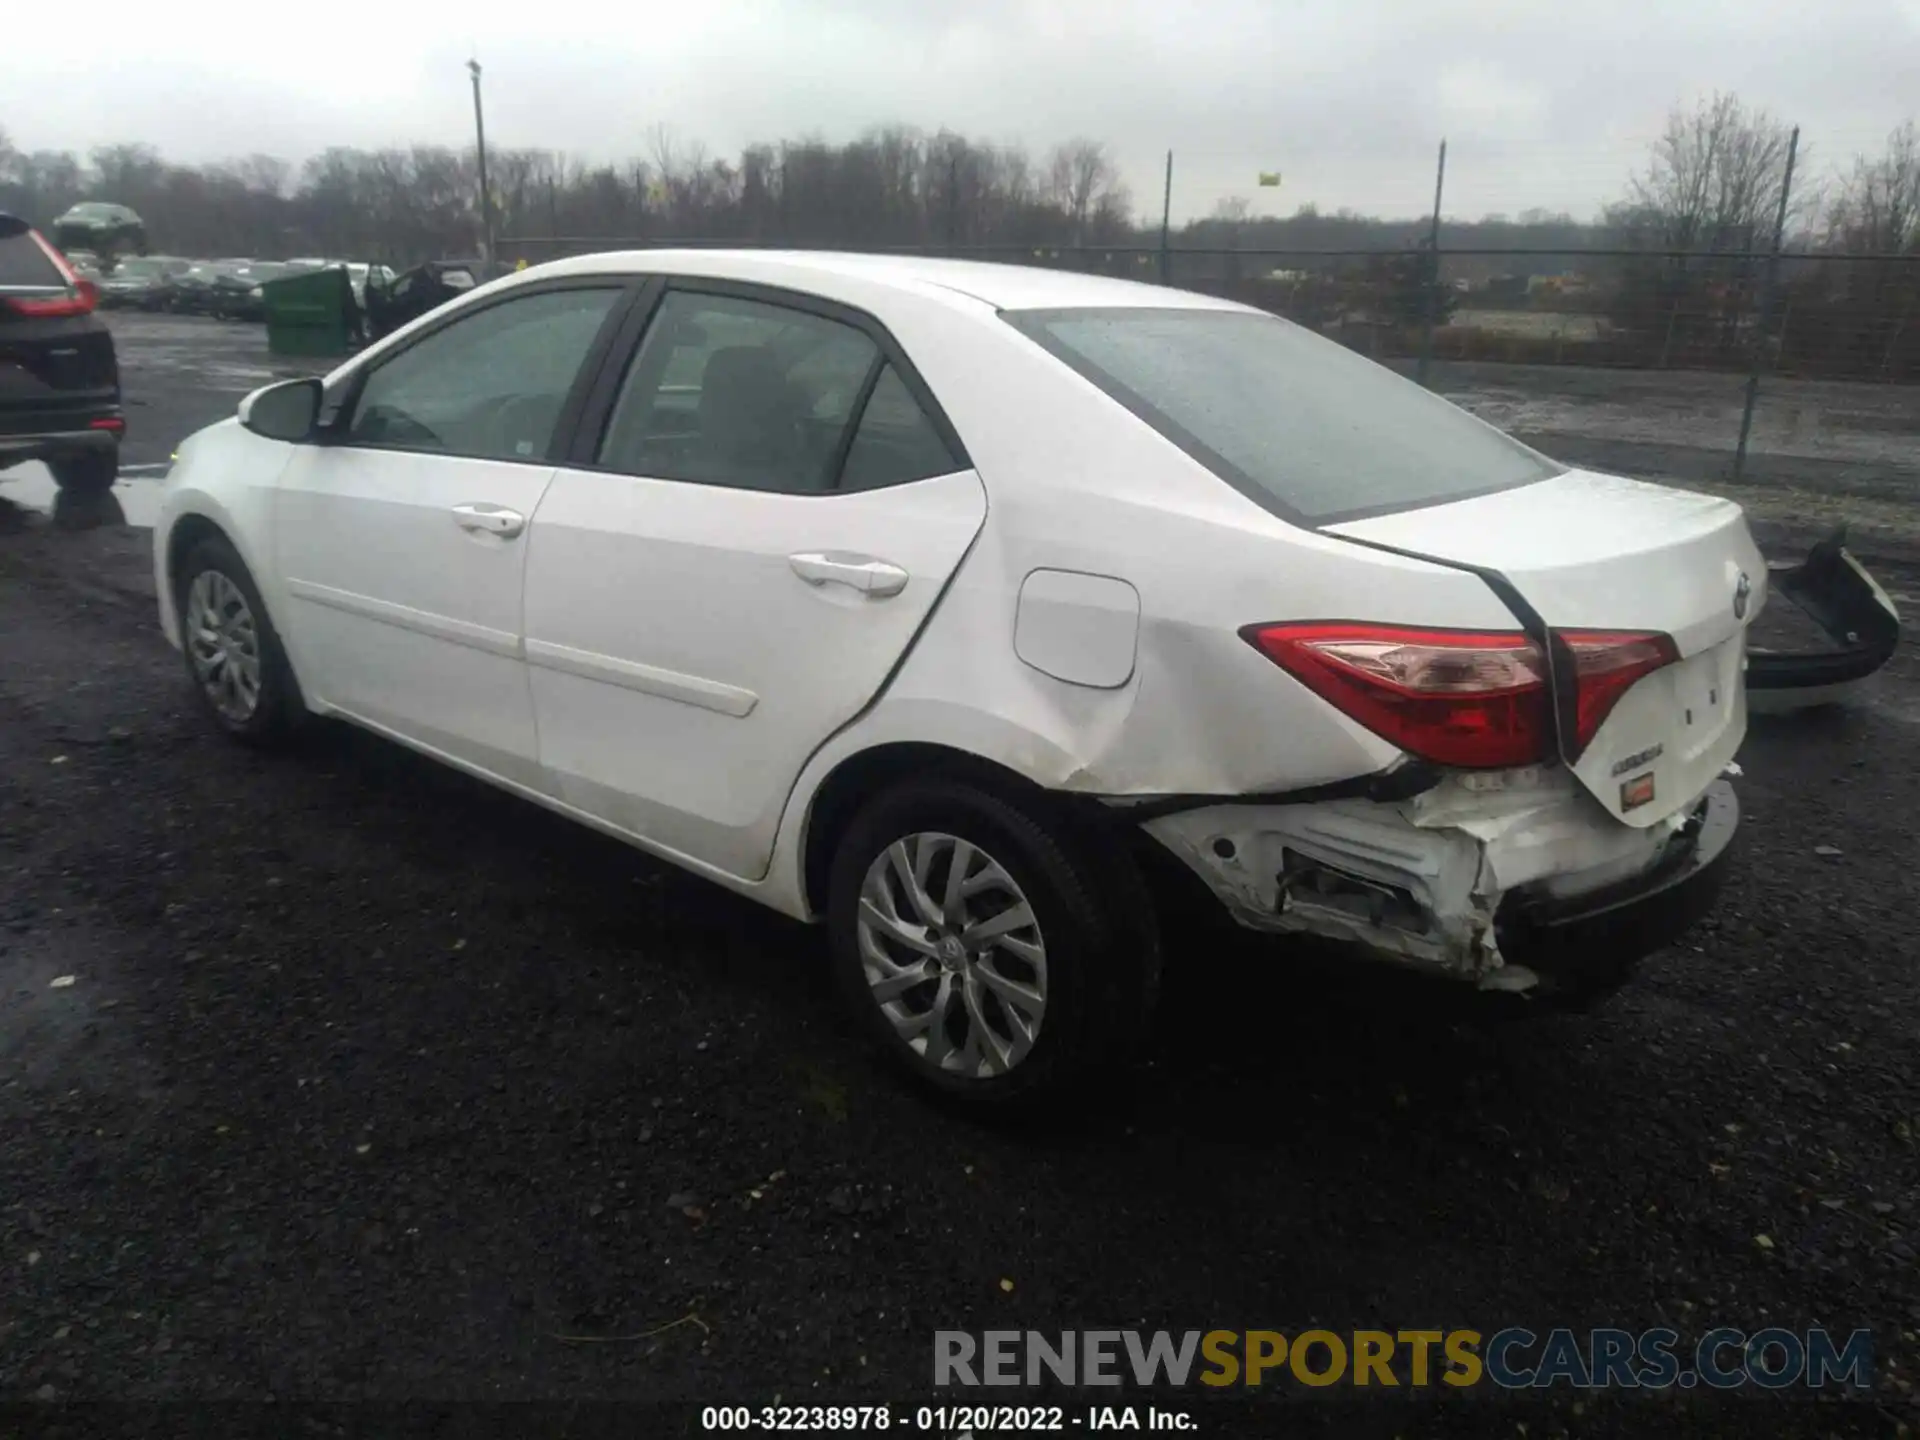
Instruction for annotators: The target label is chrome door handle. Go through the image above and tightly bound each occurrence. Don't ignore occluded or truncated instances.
[789,552,909,598]
[452,503,525,539]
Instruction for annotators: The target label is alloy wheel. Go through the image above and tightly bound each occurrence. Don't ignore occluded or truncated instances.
[855,831,1049,1078]
[184,569,262,723]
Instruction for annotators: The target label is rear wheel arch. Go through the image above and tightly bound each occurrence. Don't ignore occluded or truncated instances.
[800,742,1075,919]
[817,752,1165,1109]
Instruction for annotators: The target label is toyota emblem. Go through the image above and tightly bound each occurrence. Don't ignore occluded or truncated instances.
[1733,571,1752,619]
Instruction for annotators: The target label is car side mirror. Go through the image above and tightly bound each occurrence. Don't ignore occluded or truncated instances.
[238,377,323,442]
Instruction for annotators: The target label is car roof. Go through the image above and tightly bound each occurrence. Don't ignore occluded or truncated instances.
[526,248,1247,314]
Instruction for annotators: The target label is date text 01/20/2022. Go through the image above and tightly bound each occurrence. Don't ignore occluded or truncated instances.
[700,1404,1195,1431]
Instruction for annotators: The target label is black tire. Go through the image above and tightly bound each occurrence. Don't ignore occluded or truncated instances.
[174,534,306,748]
[48,450,117,496]
[827,776,1161,1115]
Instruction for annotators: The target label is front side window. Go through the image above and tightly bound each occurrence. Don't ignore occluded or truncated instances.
[346,286,620,462]
[1003,307,1562,524]
[597,290,885,494]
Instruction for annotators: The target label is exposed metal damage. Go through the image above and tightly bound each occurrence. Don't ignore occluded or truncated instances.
[1143,764,1714,992]
[1135,529,1896,994]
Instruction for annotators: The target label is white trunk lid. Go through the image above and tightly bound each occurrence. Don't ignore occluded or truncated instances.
[1328,469,1764,827]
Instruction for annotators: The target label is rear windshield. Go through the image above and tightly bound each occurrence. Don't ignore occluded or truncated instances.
[0,229,65,288]
[1002,306,1562,525]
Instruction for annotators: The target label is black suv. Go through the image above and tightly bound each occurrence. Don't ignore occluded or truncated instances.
[0,214,122,495]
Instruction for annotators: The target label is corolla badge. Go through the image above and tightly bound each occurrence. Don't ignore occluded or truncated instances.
[1733,571,1752,620]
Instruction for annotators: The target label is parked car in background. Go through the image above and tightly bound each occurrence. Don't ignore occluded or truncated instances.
[51,202,148,263]
[152,250,1757,1111]
[0,213,122,495]
[174,260,279,318]
[170,260,236,315]
[208,261,267,320]
[216,260,302,322]
[364,258,509,339]
[345,262,397,310]
[100,255,193,310]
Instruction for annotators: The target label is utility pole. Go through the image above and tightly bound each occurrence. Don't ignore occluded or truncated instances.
[1416,138,1447,387]
[1733,125,1799,483]
[468,58,494,261]
[1158,150,1173,284]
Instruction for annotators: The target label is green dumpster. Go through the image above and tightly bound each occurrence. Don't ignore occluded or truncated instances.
[261,266,355,358]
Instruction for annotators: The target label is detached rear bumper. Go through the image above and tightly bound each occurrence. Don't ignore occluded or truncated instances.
[1494,780,1738,1001]
[1747,528,1901,714]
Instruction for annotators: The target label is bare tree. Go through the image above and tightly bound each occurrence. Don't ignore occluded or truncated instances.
[4,150,85,225]
[229,154,290,199]
[1603,93,1808,362]
[648,123,718,231]
[1045,138,1123,243]
[1826,121,1920,254]
[1622,92,1803,251]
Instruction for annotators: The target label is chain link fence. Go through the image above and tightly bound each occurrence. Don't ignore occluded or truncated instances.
[505,233,1919,381]
[500,233,1920,495]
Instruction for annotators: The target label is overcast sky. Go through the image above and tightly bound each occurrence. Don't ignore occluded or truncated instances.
[5,0,1917,222]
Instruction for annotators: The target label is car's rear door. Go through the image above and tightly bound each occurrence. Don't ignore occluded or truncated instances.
[271,279,632,786]
[522,279,987,880]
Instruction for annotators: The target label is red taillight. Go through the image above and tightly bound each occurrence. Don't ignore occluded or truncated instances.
[1244,622,1553,768]
[89,416,124,432]
[1242,622,1679,769]
[1563,630,1680,753]
[1,290,95,317]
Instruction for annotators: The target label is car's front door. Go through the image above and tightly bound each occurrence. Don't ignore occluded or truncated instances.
[522,282,988,879]
[271,281,629,786]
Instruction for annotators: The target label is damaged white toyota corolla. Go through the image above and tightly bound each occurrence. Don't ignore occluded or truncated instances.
[153,251,1756,1110]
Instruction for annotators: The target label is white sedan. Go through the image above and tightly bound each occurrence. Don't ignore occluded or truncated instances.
[153,250,1756,1110]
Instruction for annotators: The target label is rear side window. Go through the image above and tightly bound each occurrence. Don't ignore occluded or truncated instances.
[598,290,881,494]
[597,290,964,495]
[0,228,66,288]
[1002,307,1561,525]
[839,364,959,491]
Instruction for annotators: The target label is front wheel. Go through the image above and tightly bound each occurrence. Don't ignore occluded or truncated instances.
[175,535,305,747]
[827,777,1160,1114]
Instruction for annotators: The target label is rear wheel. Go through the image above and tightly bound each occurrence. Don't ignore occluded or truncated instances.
[176,536,304,747]
[827,777,1160,1114]
[48,450,117,495]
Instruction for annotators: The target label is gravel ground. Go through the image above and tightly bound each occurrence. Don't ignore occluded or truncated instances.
[2,315,1918,1434]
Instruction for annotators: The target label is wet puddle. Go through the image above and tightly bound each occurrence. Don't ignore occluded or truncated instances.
[0,463,164,530]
